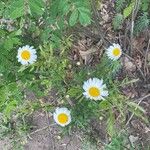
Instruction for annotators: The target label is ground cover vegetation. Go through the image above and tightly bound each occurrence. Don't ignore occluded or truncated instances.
[0,0,150,149]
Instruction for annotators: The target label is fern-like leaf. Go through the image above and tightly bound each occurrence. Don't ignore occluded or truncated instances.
[113,13,124,30]
[115,0,126,12]
[134,13,150,35]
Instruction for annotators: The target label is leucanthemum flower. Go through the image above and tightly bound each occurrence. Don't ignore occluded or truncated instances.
[17,45,37,65]
[106,43,122,60]
[53,107,71,127]
[83,78,108,100]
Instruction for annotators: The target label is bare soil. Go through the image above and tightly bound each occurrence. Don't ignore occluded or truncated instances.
[24,111,83,150]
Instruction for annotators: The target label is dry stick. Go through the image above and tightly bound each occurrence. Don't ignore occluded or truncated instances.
[130,0,141,54]
[123,53,146,81]
[29,124,56,135]
[45,111,55,150]
[126,93,150,126]
[124,20,130,55]
[144,37,150,75]
[90,0,111,45]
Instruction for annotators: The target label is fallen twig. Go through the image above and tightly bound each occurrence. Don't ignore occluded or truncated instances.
[45,111,55,150]
[126,93,150,126]
[123,53,146,81]
[130,0,141,54]
[144,37,150,76]
[29,124,56,136]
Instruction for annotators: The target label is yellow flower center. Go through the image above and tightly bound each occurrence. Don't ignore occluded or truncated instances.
[89,87,100,97]
[58,113,69,124]
[21,50,31,60]
[113,48,121,56]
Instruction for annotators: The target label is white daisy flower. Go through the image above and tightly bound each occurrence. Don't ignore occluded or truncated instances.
[83,78,108,100]
[17,45,37,65]
[106,43,122,60]
[53,107,71,127]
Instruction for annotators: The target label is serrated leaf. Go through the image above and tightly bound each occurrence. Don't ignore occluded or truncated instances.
[69,9,79,26]
[29,0,44,16]
[113,13,124,30]
[8,0,24,19]
[58,0,70,15]
[115,0,126,12]
[79,11,91,26]
[134,13,150,35]
[10,6,24,19]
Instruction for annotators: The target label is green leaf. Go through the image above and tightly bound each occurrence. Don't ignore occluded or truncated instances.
[127,101,145,113]
[67,87,82,97]
[10,6,24,19]
[69,9,79,26]
[3,100,18,120]
[115,0,126,12]
[4,37,21,50]
[78,7,90,14]
[123,1,135,18]
[8,0,24,19]
[29,0,44,16]
[142,0,150,11]
[99,100,111,110]
[79,8,91,26]
[107,110,116,137]
[113,13,124,30]
[0,1,5,16]
[58,0,70,15]
[134,13,150,35]
[62,3,70,15]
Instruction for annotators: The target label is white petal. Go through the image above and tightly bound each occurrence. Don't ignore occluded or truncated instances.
[101,90,109,97]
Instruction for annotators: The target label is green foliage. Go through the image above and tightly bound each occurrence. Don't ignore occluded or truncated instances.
[141,0,150,11]
[3,0,45,19]
[69,4,91,26]
[0,29,21,80]
[61,54,146,137]
[0,0,92,94]
[115,0,126,12]
[113,0,150,34]
[123,1,135,19]
[134,13,150,35]
[105,132,130,150]
[0,77,42,148]
[0,0,148,148]
[113,13,124,30]
[41,0,91,42]
[69,9,79,26]
[0,79,22,123]
[0,0,92,125]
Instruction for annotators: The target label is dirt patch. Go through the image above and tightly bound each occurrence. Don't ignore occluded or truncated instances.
[24,111,83,150]
[0,138,12,150]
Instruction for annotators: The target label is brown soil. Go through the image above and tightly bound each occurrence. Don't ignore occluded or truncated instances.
[24,111,83,150]
[0,111,83,150]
